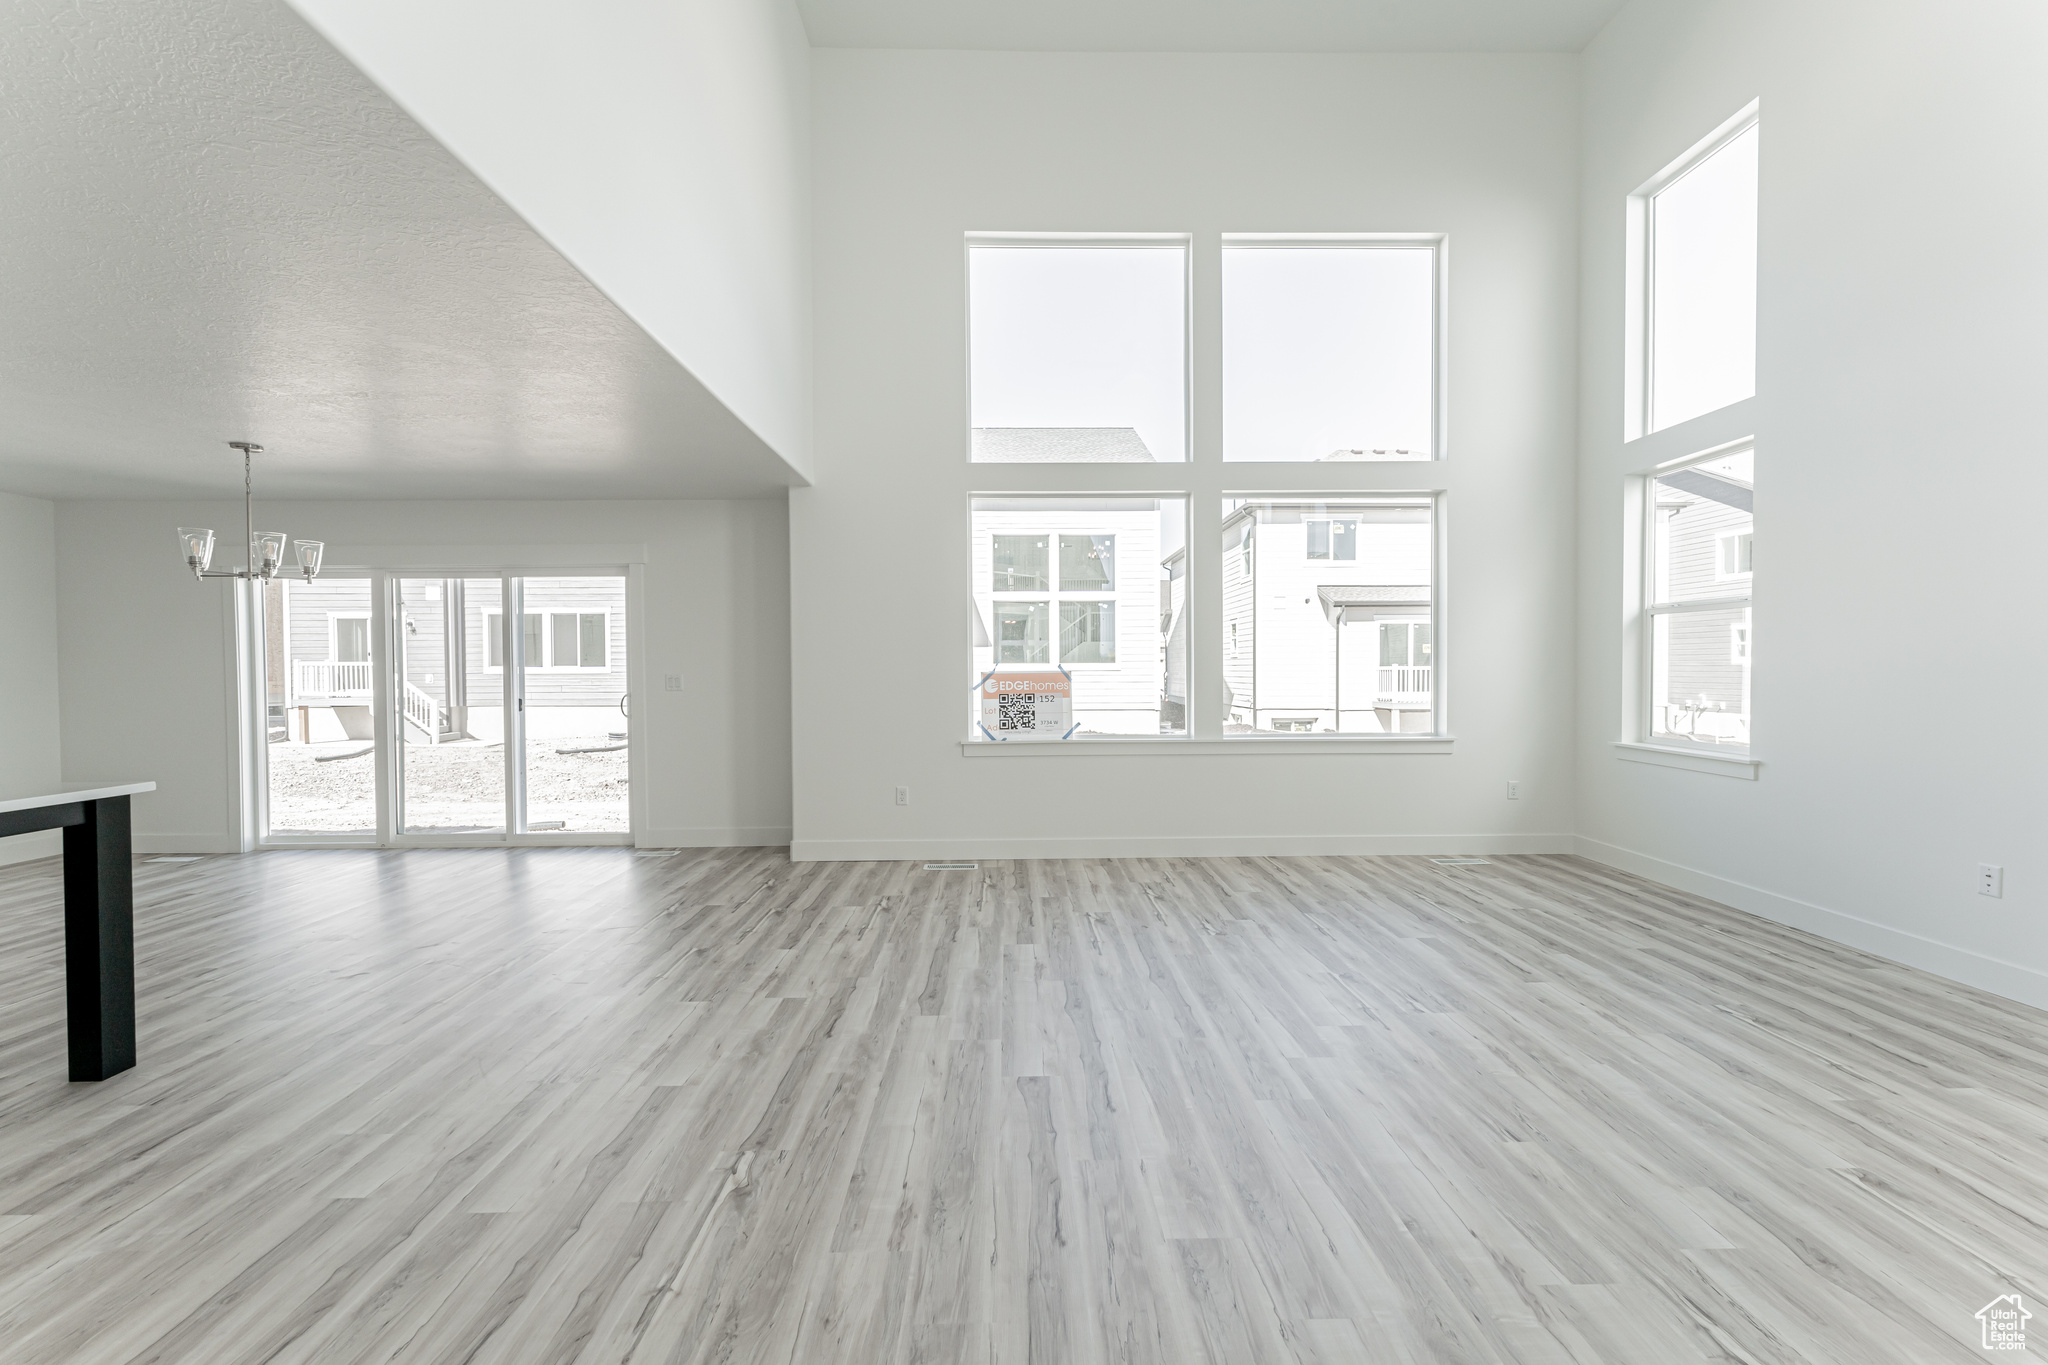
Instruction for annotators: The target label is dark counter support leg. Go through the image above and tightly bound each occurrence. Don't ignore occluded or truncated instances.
[63,795,135,1081]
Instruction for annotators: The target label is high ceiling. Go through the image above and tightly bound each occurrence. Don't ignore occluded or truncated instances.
[797,0,1628,53]
[0,0,802,502]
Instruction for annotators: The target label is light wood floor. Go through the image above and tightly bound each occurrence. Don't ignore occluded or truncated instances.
[1,849,2044,1364]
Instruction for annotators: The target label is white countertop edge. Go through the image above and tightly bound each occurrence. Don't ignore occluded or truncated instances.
[0,783,158,814]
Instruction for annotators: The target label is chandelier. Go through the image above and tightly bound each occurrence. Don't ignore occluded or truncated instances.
[177,441,324,583]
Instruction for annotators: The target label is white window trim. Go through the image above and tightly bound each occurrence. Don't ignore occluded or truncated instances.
[1624,100,1760,443]
[1625,437,1755,766]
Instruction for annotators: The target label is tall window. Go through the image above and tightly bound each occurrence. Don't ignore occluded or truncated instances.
[1644,445,1753,749]
[1223,238,1440,460]
[968,239,1188,462]
[971,498,1186,736]
[1632,107,1759,436]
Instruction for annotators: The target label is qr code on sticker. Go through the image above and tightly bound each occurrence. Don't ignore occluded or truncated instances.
[998,693,1035,731]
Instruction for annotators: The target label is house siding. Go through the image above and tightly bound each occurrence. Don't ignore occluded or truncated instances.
[970,502,1165,735]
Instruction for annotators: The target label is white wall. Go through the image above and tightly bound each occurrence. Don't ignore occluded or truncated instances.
[796,51,1581,860]
[1574,0,2048,1005]
[0,491,62,865]
[285,0,815,477]
[57,500,792,850]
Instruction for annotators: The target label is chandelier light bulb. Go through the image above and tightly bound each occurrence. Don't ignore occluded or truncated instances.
[177,527,215,576]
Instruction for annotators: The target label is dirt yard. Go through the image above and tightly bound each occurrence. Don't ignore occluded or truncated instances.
[266,738,628,833]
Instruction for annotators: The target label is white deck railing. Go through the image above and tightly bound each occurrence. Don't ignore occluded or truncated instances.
[290,661,442,742]
[402,682,440,743]
[1377,665,1433,698]
[294,660,371,697]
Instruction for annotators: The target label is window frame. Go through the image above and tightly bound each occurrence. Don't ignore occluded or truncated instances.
[964,232,1193,465]
[1222,493,1444,739]
[1634,438,1755,756]
[1624,101,1761,442]
[962,230,1453,753]
[1221,233,1448,464]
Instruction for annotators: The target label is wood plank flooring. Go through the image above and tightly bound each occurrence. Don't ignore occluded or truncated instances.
[1,848,2044,1363]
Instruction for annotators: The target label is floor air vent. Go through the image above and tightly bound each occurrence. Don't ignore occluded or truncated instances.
[924,862,979,871]
[1431,857,1492,866]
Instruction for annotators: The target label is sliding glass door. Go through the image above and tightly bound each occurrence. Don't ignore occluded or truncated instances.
[397,577,509,835]
[519,577,631,834]
[262,575,378,835]
[257,569,633,846]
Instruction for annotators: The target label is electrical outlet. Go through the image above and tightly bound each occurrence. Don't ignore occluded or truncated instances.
[895,786,909,806]
[1979,863,2003,898]
[663,674,683,692]
[1506,780,1521,800]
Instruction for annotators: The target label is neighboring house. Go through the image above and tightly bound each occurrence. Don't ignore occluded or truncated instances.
[1653,466,1752,744]
[274,576,628,744]
[969,428,1170,736]
[1222,501,1433,732]
[972,426,1157,462]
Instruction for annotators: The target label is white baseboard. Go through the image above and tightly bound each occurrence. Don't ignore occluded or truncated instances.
[0,830,61,867]
[134,834,245,855]
[1574,836,2048,1012]
[790,833,1576,863]
[638,826,792,850]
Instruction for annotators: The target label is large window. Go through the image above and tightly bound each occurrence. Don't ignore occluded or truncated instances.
[971,498,1186,736]
[1643,445,1753,750]
[1632,108,1759,436]
[1223,238,1440,460]
[968,239,1188,463]
[966,230,1446,744]
[1221,498,1436,735]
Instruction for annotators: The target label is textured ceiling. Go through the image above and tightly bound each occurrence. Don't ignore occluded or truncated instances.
[0,0,801,501]
[797,0,1628,53]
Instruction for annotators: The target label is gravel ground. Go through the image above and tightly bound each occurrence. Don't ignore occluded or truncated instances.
[267,739,628,833]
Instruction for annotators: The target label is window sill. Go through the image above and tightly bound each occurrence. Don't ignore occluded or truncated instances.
[1612,740,1758,779]
[962,736,1455,756]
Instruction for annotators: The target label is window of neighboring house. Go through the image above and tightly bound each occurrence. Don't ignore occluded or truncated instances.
[550,613,609,668]
[971,497,1186,736]
[1632,107,1759,436]
[1223,237,1441,461]
[1220,497,1436,735]
[1643,443,1754,751]
[1717,530,1753,578]
[1060,601,1116,663]
[968,238,1188,462]
[1305,519,1357,561]
[484,612,544,669]
[332,614,370,663]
